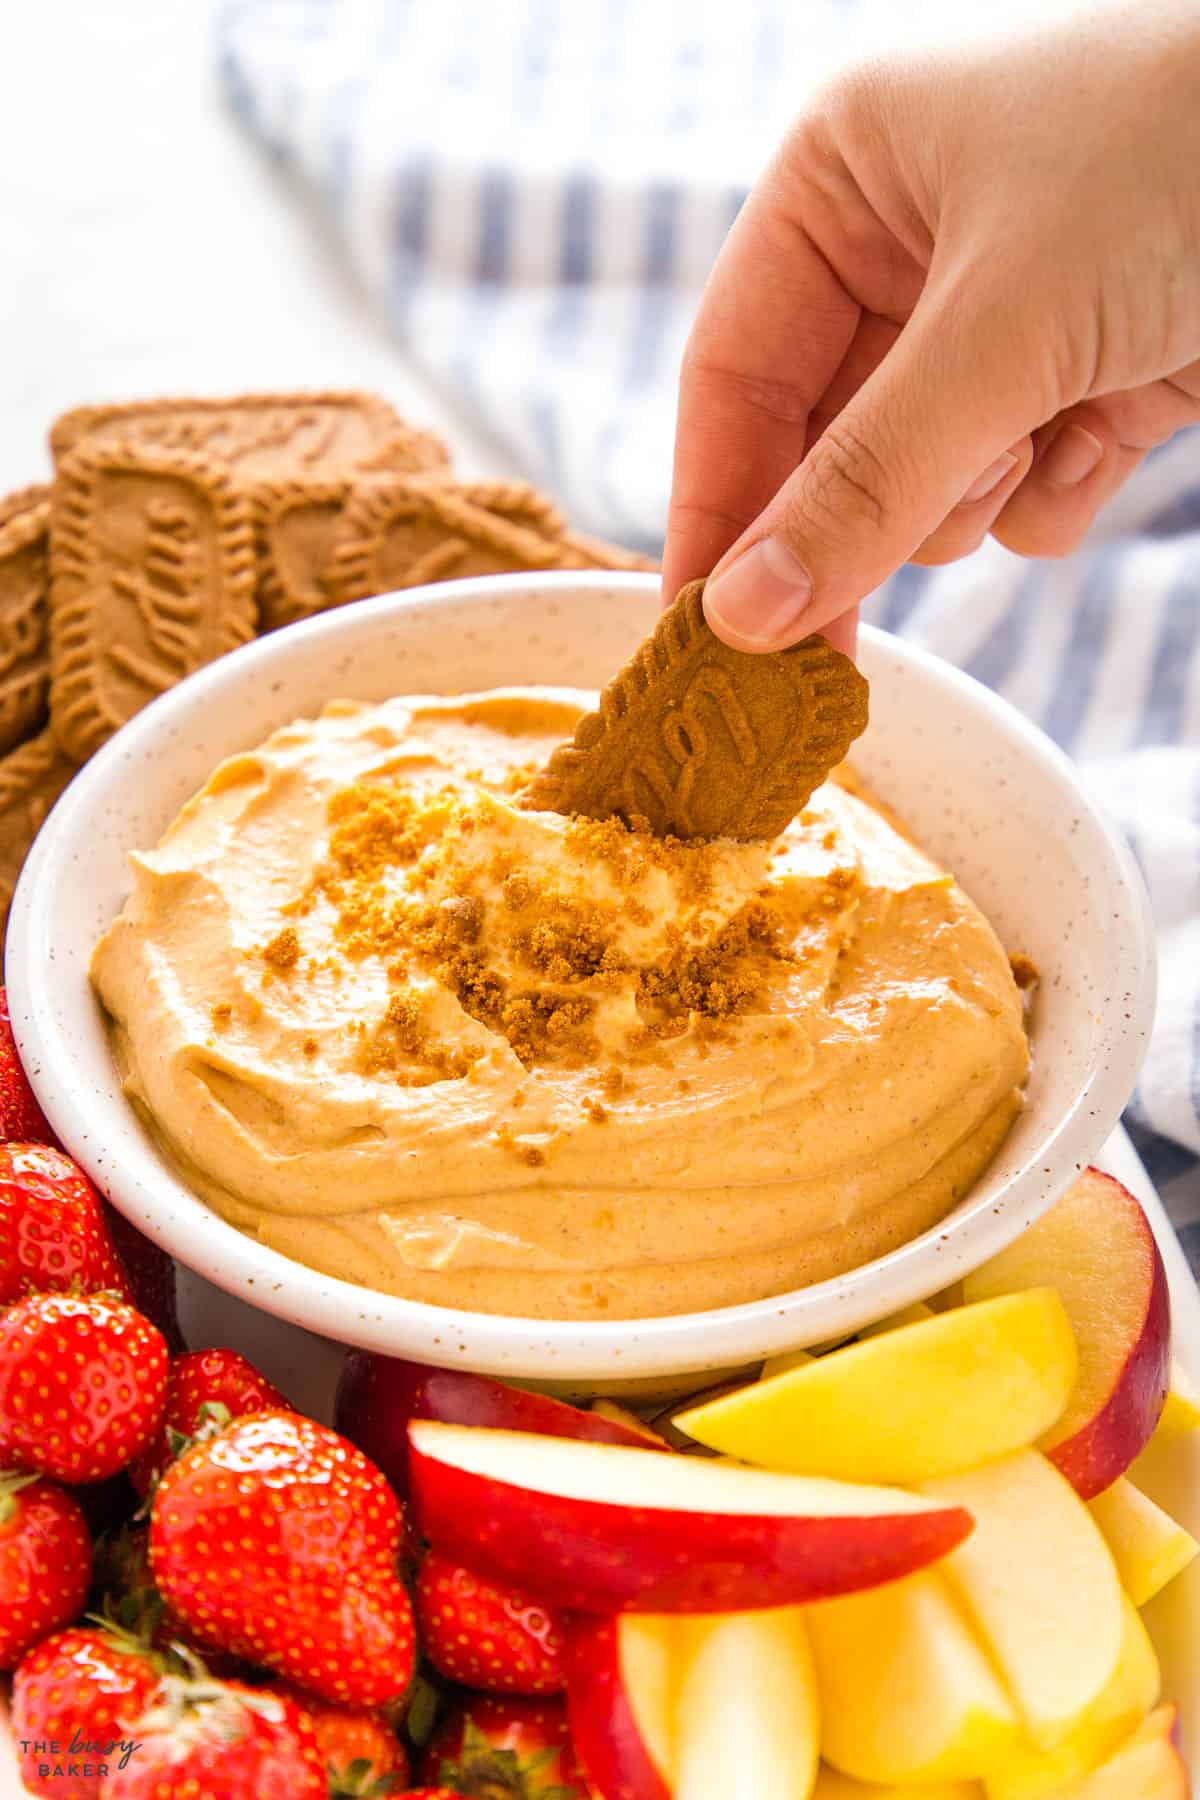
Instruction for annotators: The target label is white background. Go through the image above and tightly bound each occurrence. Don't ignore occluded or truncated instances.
[0,0,497,493]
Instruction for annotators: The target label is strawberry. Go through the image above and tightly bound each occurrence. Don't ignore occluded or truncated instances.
[403,1792,465,1800]
[0,1292,168,1483]
[100,1670,329,1798]
[128,1347,288,1498]
[100,1203,185,1354]
[0,990,57,1145]
[91,1523,246,1676]
[416,1551,566,1695]
[419,1696,587,1798]
[0,1472,92,1670]
[150,1410,416,1706]
[261,1681,409,1796]
[12,1623,164,1799]
[0,1143,133,1306]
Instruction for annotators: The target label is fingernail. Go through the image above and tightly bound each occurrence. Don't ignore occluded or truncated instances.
[703,537,814,649]
[960,451,1020,505]
[1041,423,1104,487]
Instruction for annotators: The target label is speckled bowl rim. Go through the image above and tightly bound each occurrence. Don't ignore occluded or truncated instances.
[8,574,1157,1379]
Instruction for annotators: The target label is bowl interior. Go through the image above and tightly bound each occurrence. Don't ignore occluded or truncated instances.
[7,574,1155,1381]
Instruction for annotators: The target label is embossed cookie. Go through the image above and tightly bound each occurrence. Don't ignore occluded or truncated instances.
[329,479,646,606]
[258,476,563,632]
[49,442,257,762]
[522,578,869,841]
[427,480,657,570]
[50,391,448,482]
[0,483,51,531]
[255,476,357,632]
[0,730,78,950]
[0,494,51,755]
[257,473,657,632]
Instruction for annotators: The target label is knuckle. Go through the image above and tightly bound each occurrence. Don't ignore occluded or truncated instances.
[793,420,894,539]
[681,350,814,431]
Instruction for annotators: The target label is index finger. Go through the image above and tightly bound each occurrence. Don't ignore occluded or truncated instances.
[661,168,861,603]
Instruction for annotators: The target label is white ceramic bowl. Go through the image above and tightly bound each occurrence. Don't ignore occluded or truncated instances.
[7,574,1155,1384]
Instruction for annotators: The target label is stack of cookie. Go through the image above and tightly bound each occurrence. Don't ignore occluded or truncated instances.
[0,391,656,950]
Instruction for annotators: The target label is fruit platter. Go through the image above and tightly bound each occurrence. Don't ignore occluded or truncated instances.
[1,982,1196,1799]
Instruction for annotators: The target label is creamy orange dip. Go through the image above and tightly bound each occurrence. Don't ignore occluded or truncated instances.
[91,689,1029,1320]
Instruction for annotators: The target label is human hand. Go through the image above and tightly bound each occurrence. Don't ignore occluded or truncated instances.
[663,2,1200,655]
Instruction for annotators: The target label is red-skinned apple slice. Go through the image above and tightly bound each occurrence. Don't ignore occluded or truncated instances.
[408,1422,973,1614]
[962,1168,1170,1498]
[567,1614,684,1800]
[335,1353,665,1498]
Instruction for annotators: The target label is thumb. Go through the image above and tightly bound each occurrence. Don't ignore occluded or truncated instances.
[701,284,1040,649]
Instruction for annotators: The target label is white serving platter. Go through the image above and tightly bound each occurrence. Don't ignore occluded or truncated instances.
[2,1125,1196,1793]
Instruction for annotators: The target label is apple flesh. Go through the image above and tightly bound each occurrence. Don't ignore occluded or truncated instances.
[567,1614,683,1800]
[917,1449,1125,1752]
[807,1569,1020,1785]
[674,1608,819,1800]
[590,1399,672,1449]
[812,1770,979,1800]
[334,1352,664,1497]
[985,1595,1160,1800]
[408,1421,973,1614]
[857,1301,937,1339]
[1157,1362,1200,1438]
[1087,1476,1198,1608]
[962,1168,1171,1498]
[1055,1706,1188,1800]
[675,1289,1077,1485]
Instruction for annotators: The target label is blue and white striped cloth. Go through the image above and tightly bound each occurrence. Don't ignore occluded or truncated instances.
[219,0,1200,1276]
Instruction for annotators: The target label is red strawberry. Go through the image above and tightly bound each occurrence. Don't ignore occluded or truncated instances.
[100,1203,185,1353]
[403,1792,465,1800]
[262,1681,409,1796]
[128,1347,288,1497]
[91,1523,247,1676]
[419,1696,587,1798]
[0,1472,92,1670]
[416,1551,566,1695]
[101,1671,328,1799]
[0,1143,133,1306]
[149,1410,416,1706]
[0,990,57,1145]
[0,1292,168,1483]
[12,1624,164,1799]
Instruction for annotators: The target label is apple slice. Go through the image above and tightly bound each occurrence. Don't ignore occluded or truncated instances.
[812,1769,979,1800]
[917,1450,1124,1751]
[858,1301,937,1338]
[807,1570,1020,1784]
[961,1168,1170,1497]
[408,1422,973,1614]
[1088,1476,1199,1607]
[334,1353,664,1497]
[590,1400,672,1448]
[675,1290,1076,1484]
[675,1608,819,1800]
[760,1347,816,1380]
[1054,1706,1188,1800]
[567,1614,687,1800]
[1157,1361,1200,1438]
[985,1595,1160,1800]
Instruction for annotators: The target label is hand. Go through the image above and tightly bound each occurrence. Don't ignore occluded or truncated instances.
[663,3,1200,655]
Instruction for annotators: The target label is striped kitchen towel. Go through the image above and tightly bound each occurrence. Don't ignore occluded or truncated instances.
[219,0,1200,1273]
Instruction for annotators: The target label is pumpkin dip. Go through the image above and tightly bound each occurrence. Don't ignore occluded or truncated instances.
[91,689,1029,1320]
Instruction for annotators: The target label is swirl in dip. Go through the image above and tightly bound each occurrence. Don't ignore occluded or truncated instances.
[91,689,1029,1321]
